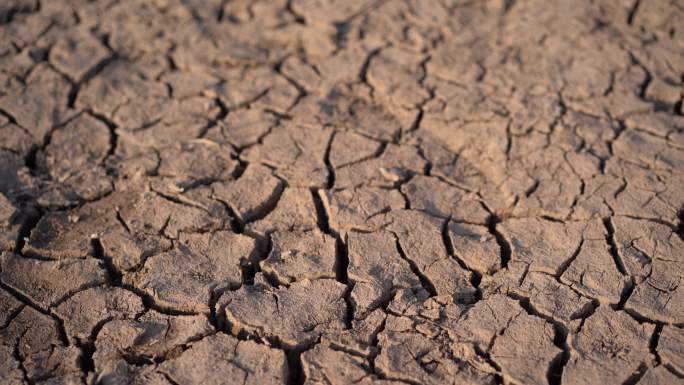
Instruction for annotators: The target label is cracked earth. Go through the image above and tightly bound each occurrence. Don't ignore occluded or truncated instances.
[0,0,683,384]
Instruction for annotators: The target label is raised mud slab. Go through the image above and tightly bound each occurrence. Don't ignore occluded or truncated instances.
[0,0,683,384]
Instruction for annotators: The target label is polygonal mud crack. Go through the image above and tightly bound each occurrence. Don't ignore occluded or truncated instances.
[2,0,683,384]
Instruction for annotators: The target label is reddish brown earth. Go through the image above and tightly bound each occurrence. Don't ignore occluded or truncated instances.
[1,1,683,384]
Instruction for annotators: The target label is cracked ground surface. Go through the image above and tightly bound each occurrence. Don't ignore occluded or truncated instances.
[0,0,683,384]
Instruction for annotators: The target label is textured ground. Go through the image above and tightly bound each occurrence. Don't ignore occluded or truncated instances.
[0,0,683,384]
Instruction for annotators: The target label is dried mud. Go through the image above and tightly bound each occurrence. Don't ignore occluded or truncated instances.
[0,0,683,384]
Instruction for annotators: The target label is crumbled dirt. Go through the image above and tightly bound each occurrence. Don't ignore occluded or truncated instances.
[0,1,683,384]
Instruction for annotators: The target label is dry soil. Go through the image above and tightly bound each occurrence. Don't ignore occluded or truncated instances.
[0,0,683,384]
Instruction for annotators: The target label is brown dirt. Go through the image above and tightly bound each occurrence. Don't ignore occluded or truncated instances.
[1,0,683,384]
